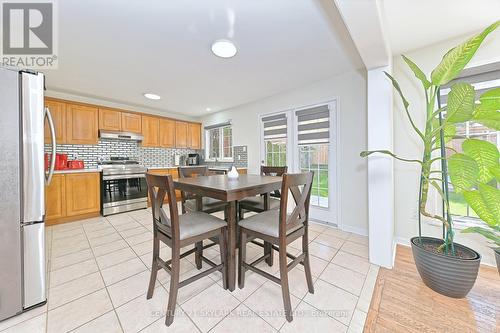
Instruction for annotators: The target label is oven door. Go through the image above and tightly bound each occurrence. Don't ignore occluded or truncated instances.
[101,173,148,215]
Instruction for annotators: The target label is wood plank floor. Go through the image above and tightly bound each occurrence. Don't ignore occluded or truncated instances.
[365,245,499,333]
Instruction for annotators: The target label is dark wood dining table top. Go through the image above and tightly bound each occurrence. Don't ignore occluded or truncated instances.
[173,174,282,201]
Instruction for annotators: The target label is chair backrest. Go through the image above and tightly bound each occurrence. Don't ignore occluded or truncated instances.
[278,172,314,237]
[261,166,288,198]
[177,166,209,201]
[178,166,209,178]
[145,173,180,241]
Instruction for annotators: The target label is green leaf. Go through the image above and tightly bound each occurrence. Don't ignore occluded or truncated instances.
[384,72,409,109]
[479,87,500,110]
[462,139,500,183]
[490,164,500,182]
[431,21,500,85]
[446,83,475,123]
[448,153,479,192]
[462,226,500,247]
[433,119,456,147]
[463,183,500,228]
[471,105,500,131]
[402,55,431,89]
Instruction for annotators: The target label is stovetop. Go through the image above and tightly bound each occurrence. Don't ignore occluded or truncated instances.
[99,157,146,176]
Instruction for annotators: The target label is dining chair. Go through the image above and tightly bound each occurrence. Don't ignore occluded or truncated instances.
[238,166,288,220]
[178,166,228,270]
[146,173,228,326]
[238,172,314,322]
[178,166,228,214]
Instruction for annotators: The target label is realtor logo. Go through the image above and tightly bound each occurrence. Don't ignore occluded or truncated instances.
[1,0,58,68]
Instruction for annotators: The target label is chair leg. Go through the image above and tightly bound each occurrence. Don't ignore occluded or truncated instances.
[279,246,293,322]
[238,205,244,220]
[302,232,314,294]
[146,233,159,299]
[195,241,203,269]
[264,241,274,266]
[219,228,228,290]
[165,246,180,326]
[238,231,247,289]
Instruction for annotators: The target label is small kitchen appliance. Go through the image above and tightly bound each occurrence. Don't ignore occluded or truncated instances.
[187,153,200,165]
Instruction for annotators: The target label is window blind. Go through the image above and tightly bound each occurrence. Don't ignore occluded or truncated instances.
[262,113,287,140]
[439,62,500,105]
[295,105,330,145]
[204,121,231,130]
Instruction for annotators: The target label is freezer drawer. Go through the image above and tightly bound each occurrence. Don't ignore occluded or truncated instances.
[22,223,46,308]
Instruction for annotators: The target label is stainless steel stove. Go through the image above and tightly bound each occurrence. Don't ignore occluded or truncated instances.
[99,157,148,216]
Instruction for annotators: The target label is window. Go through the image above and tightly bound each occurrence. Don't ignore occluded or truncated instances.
[439,62,500,220]
[205,123,233,161]
[296,105,331,208]
[262,113,287,167]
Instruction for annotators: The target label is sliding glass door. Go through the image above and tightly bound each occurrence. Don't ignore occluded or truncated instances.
[260,102,337,225]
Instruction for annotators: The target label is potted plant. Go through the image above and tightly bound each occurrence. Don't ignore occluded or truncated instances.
[361,20,499,297]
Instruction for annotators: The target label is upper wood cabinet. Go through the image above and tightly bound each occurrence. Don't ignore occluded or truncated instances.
[98,108,121,131]
[142,115,160,147]
[159,118,175,148]
[65,173,100,217]
[188,123,202,149]
[121,112,142,133]
[175,121,188,148]
[44,99,66,144]
[66,103,99,144]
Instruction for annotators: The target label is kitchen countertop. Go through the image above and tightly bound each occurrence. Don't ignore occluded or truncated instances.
[53,168,102,174]
[147,166,247,170]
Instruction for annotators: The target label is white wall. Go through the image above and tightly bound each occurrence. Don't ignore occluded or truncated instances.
[198,70,368,234]
[393,29,500,265]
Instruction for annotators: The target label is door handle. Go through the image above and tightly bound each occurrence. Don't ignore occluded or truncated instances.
[44,107,56,185]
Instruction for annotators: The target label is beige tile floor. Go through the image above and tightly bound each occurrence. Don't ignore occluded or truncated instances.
[0,208,378,333]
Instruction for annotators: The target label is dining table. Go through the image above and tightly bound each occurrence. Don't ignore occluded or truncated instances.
[174,173,282,291]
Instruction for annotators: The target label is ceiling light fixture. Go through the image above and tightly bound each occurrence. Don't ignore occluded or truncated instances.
[206,107,211,112]
[143,93,161,100]
[211,40,237,58]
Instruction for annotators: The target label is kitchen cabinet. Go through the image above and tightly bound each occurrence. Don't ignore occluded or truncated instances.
[142,115,160,147]
[65,173,101,217]
[66,103,99,144]
[159,118,175,148]
[121,112,142,133]
[45,172,100,225]
[45,174,66,221]
[175,121,188,148]
[44,99,66,144]
[98,108,121,131]
[188,123,201,149]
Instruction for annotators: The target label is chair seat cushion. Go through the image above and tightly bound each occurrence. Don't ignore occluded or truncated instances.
[160,208,226,240]
[185,197,227,212]
[240,196,280,210]
[238,210,302,238]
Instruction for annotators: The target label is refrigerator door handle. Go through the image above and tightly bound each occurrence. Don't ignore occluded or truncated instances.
[44,107,56,185]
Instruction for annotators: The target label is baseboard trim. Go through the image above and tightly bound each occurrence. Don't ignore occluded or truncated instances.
[341,225,368,236]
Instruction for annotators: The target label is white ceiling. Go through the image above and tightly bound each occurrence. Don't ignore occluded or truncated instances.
[382,0,500,55]
[45,0,362,117]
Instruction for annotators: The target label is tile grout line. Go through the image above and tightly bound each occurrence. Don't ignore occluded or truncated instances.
[80,217,126,333]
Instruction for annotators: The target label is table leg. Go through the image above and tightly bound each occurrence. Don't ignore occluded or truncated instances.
[263,193,274,266]
[225,201,237,291]
[195,196,203,269]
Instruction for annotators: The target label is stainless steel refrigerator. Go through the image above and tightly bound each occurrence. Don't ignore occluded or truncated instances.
[0,66,56,321]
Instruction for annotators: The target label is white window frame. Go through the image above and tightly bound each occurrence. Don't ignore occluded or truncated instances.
[205,125,233,162]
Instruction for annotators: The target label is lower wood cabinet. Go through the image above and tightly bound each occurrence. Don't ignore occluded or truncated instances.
[45,174,66,221]
[45,172,101,225]
[147,168,182,204]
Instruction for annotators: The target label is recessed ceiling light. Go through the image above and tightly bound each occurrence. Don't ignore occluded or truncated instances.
[143,93,161,100]
[211,40,237,58]
[206,107,211,112]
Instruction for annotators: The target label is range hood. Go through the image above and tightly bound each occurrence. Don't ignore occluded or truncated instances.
[99,130,143,141]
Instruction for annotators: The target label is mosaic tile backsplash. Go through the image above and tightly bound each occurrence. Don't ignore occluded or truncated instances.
[45,140,248,169]
[45,139,196,169]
